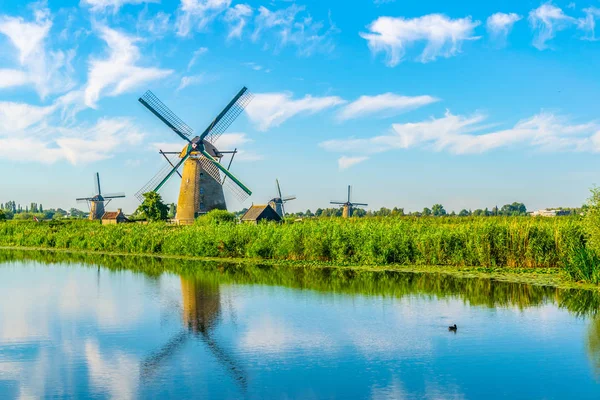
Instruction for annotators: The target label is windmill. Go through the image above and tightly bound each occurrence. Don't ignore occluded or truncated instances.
[136,87,254,225]
[76,173,125,220]
[268,179,296,218]
[330,185,368,218]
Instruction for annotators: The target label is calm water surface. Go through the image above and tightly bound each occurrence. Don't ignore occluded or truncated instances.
[1,250,600,399]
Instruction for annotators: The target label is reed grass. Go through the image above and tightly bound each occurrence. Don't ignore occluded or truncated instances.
[0,216,586,268]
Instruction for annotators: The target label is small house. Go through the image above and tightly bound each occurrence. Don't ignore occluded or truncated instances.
[101,209,128,225]
[240,204,282,224]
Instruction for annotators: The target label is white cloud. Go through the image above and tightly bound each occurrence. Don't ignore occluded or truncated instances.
[81,0,157,13]
[245,92,345,131]
[0,68,30,89]
[0,98,145,165]
[177,74,205,91]
[0,5,75,99]
[187,46,208,70]
[578,7,600,41]
[486,13,522,44]
[360,14,480,66]
[320,110,600,157]
[213,132,251,148]
[338,93,439,121]
[338,156,369,170]
[175,0,231,37]
[529,3,575,50]
[224,3,252,40]
[136,10,171,36]
[252,5,338,56]
[84,25,173,108]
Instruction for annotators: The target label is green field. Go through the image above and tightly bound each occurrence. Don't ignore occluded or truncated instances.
[0,216,586,269]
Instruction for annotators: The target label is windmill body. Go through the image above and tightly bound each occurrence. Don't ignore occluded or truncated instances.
[76,173,125,220]
[136,88,253,225]
[330,185,368,218]
[268,179,296,218]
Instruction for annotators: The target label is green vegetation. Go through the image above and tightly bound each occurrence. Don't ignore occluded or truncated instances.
[0,216,586,269]
[135,192,168,221]
[1,200,87,220]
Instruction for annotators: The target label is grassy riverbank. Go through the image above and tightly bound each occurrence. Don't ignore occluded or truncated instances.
[0,217,585,267]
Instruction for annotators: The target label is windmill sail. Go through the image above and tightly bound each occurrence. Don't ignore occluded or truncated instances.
[202,87,253,144]
[139,91,194,140]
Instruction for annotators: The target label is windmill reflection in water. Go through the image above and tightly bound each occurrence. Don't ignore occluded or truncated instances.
[140,276,247,391]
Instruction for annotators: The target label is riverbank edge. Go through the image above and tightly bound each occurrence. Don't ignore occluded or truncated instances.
[1,245,598,291]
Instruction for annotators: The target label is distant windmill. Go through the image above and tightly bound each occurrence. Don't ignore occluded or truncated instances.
[330,185,368,218]
[268,179,296,218]
[135,87,253,225]
[76,173,125,220]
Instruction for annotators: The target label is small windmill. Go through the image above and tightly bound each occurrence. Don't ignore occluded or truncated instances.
[76,173,125,220]
[330,185,368,218]
[136,87,253,224]
[268,179,296,218]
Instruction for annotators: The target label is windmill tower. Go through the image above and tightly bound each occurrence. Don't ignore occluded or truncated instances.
[268,179,296,218]
[330,185,368,218]
[136,87,254,225]
[76,173,125,220]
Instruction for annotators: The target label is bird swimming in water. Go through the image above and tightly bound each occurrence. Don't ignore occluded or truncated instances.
[448,324,457,332]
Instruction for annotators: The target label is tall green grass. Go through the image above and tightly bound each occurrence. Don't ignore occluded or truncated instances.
[0,216,586,268]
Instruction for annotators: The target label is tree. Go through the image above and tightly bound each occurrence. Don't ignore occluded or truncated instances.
[136,192,168,221]
[458,209,470,217]
[431,204,447,216]
[315,208,323,217]
[422,207,432,216]
[168,203,177,219]
[0,210,5,221]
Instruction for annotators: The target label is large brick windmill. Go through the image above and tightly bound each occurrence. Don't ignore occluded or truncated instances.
[76,173,125,220]
[136,87,254,224]
[330,185,368,218]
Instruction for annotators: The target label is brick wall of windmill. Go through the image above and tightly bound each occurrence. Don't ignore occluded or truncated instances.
[176,158,227,225]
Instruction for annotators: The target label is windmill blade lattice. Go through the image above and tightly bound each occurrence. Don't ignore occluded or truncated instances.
[135,161,180,202]
[139,91,194,139]
[204,88,253,144]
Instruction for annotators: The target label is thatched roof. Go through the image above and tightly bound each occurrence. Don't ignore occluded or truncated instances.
[241,205,281,222]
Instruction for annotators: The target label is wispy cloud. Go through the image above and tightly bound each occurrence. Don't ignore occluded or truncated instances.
[224,3,252,40]
[486,12,522,45]
[84,24,173,108]
[360,14,480,66]
[245,92,345,131]
[177,74,205,91]
[175,0,231,37]
[337,93,439,121]
[529,3,574,49]
[320,110,600,157]
[252,5,339,56]
[81,0,157,13]
[187,46,208,70]
[0,4,75,99]
[578,7,600,41]
[338,156,369,170]
[136,10,171,37]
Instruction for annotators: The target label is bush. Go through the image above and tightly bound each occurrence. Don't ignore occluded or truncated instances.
[196,209,237,225]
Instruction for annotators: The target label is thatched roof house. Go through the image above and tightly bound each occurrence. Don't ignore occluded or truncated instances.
[240,205,282,223]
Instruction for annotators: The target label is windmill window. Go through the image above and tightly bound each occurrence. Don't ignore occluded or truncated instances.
[200,202,205,210]
[200,173,204,178]
[200,187,204,194]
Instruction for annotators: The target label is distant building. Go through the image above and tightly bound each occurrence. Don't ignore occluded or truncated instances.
[240,205,282,224]
[530,209,558,217]
[101,209,128,225]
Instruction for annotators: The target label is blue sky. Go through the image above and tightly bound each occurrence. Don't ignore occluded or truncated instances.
[1,0,600,214]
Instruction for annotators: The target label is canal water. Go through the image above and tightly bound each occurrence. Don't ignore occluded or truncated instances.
[1,250,600,399]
